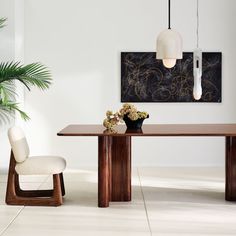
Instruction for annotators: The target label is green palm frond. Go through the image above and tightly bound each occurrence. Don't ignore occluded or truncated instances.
[0,62,52,90]
[0,61,52,123]
[0,18,6,28]
[0,17,52,123]
[0,101,29,125]
[0,81,16,101]
[0,100,29,123]
[0,104,13,124]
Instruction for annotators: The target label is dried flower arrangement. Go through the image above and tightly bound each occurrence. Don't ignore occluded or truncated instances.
[103,103,149,130]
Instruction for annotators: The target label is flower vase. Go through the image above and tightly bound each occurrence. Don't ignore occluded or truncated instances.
[123,114,149,130]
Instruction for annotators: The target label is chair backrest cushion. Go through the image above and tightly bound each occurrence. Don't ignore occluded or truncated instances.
[8,126,30,163]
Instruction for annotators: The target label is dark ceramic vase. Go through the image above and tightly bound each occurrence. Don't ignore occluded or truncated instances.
[123,114,149,130]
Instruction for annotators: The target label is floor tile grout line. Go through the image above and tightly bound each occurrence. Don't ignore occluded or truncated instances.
[0,206,25,236]
[0,175,50,236]
[137,167,152,236]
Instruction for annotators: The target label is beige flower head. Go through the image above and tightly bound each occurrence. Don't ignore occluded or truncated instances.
[106,110,113,117]
[137,111,149,119]
[128,111,139,121]
[119,103,136,117]
[103,103,148,129]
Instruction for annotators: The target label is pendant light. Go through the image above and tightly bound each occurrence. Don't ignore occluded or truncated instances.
[156,0,183,68]
[193,0,202,100]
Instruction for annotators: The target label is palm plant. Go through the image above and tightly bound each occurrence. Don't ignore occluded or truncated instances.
[0,18,52,124]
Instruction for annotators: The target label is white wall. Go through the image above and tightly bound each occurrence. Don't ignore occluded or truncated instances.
[0,0,25,171]
[10,0,236,169]
[0,0,14,171]
[14,0,25,125]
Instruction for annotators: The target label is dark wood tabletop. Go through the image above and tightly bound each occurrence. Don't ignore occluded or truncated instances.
[57,124,236,136]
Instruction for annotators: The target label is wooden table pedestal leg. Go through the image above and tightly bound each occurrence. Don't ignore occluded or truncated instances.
[98,136,111,207]
[110,136,131,202]
[226,136,236,201]
[98,136,131,207]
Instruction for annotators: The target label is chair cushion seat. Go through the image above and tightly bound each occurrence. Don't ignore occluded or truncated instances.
[15,156,66,175]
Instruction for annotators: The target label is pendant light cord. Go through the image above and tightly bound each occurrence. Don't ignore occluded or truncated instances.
[196,0,199,48]
[168,0,171,29]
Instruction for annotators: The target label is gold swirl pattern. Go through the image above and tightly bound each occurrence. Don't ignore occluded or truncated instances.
[121,52,222,103]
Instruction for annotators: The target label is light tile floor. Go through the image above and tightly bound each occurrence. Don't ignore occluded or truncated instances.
[0,167,236,236]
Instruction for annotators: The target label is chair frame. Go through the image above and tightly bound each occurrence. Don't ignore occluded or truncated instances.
[5,150,65,206]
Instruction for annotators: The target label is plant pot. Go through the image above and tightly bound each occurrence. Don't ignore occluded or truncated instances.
[123,114,149,130]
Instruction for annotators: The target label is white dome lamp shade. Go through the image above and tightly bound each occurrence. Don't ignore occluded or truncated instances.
[156,0,183,68]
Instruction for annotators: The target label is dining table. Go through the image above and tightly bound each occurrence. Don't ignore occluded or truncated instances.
[58,124,236,207]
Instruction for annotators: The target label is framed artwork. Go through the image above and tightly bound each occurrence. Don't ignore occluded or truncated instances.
[121,52,222,103]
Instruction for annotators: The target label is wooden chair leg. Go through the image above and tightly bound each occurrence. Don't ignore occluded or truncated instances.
[5,151,64,206]
[60,173,65,196]
[53,174,63,206]
[5,151,17,205]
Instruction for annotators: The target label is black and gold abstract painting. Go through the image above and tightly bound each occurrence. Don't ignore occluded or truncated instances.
[121,52,222,102]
